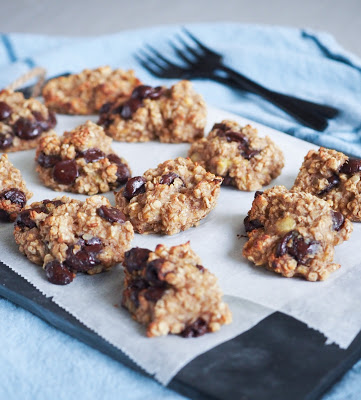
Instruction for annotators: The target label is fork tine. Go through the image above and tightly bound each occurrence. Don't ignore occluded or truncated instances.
[134,54,165,77]
[144,44,180,69]
[182,28,221,57]
[138,49,168,71]
[168,40,195,65]
[175,34,204,59]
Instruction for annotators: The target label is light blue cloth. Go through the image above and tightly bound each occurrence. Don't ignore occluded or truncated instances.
[0,23,361,399]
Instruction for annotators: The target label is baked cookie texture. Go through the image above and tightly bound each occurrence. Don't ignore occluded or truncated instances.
[122,242,232,337]
[42,66,141,115]
[188,120,284,191]
[292,147,361,222]
[98,80,206,143]
[0,154,33,221]
[35,121,131,195]
[115,157,222,235]
[242,186,353,281]
[14,195,134,285]
[0,89,56,152]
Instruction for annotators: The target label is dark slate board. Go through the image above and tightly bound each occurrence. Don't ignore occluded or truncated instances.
[1,261,360,400]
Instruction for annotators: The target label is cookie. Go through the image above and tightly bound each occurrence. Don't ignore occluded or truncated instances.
[115,157,222,235]
[0,154,32,221]
[35,120,131,195]
[122,242,232,337]
[42,66,141,115]
[14,195,134,285]
[188,120,284,191]
[292,147,361,221]
[98,80,206,143]
[242,186,353,281]
[0,89,56,152]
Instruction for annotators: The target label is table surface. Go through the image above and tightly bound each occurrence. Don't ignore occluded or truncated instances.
[1,0,361,58]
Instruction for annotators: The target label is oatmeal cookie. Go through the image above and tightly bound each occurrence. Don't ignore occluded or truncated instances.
[0,154,32,221]
[242,186,353,281]
[14,195,134,285]
[188,120,284,191]
[35,120,131,195]
[42,66,141,115]
[122,242,232,337]
[0,89,56,152]
[292,147,361,221]
[98,80,206,143]
[115,157,222,235]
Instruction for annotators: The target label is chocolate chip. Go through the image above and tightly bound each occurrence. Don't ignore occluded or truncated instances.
[131,85,163,100]
[77,148,105,163]
[222,174,234,186]
[65,247,99,272]
[241,148,260,160]
[32,110,56,131]
[0,188,26,208]
[145,258,166,286]
[97,205,126,223]
[181,318,208,338]
[107,154,123,165]
[212,123,229,132]
[15,209,36,229]
[40,199,64,214]
[52,160,79,185]
[13,118,42,140]
[144,287,166,302]
[83,237,103,254]
[0,209,10,222]
[120,98,142,120]
[124,247,151,273]
[0,133,13,150]
[44,260,74,285]
[159,172,180,185]
[129,278,149,308]
[0,102,12,120]
[196,264,205,272]
[254,191,263,198]
[37,152,61,168]
[318,175,340,196]
[244,216,264,233]
[116,164,131,185]
[224,131,249,146]
[276,230,319,264]
[331,210,345,231]
[123,176,146,200]
[339,158,361,175]
[99,102,113,115]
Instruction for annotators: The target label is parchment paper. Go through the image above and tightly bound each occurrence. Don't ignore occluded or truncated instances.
[1,106,361,384]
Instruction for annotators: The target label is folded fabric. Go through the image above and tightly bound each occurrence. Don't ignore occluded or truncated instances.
[1,23,361,400]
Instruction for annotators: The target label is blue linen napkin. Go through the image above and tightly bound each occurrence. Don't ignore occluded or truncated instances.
[1,23,361,399]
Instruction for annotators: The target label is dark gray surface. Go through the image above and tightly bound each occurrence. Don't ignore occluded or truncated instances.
[1,261,361,400]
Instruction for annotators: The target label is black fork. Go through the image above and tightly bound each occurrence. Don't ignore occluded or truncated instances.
[136,29,340,131]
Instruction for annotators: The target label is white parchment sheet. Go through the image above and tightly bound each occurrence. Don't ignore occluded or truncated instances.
[1,107,361,384]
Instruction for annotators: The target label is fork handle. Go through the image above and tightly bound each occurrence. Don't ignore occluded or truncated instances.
[218,65,336,131]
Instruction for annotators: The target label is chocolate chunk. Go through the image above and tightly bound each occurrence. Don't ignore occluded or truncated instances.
[331,210,345,231]
[65,246,99,272]
[254,191,263,198]
[244,216,264,233]
[44,260,74,285]
[129,278,149,307]
[116,164,131,185]
[224,131,249,145]
[37,152,61,168]
[145,258,166,286]
[15,209,36,229]
[52,160,79,185]
[318,175,340,196]
[222,174,234,186]
[97,205,126,223]
[0,133,13,150]
[196,264,205,272]
[0,188,26,208]
[131,85,163,100]
[41,199,64,213]
[77,148,105,163]
[339,158,361,175]
[241,148,260,160]
[181,318,208,338]
[99,102,113,115]
[83,237,103,254]
[32,110,56,131]
[0,102,12,120]
[276,230,319,264]
[124,247,151,273]
[212,123,229,133]
[144,287,166,302]
[13,118,42,140]
[123,176,146,200]
[0,209,10,222]
[159,172,180,185]
[120,98,142,120]
[107,154,123,165]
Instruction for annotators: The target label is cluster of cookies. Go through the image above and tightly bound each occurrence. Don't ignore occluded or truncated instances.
[0,66,358,337]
